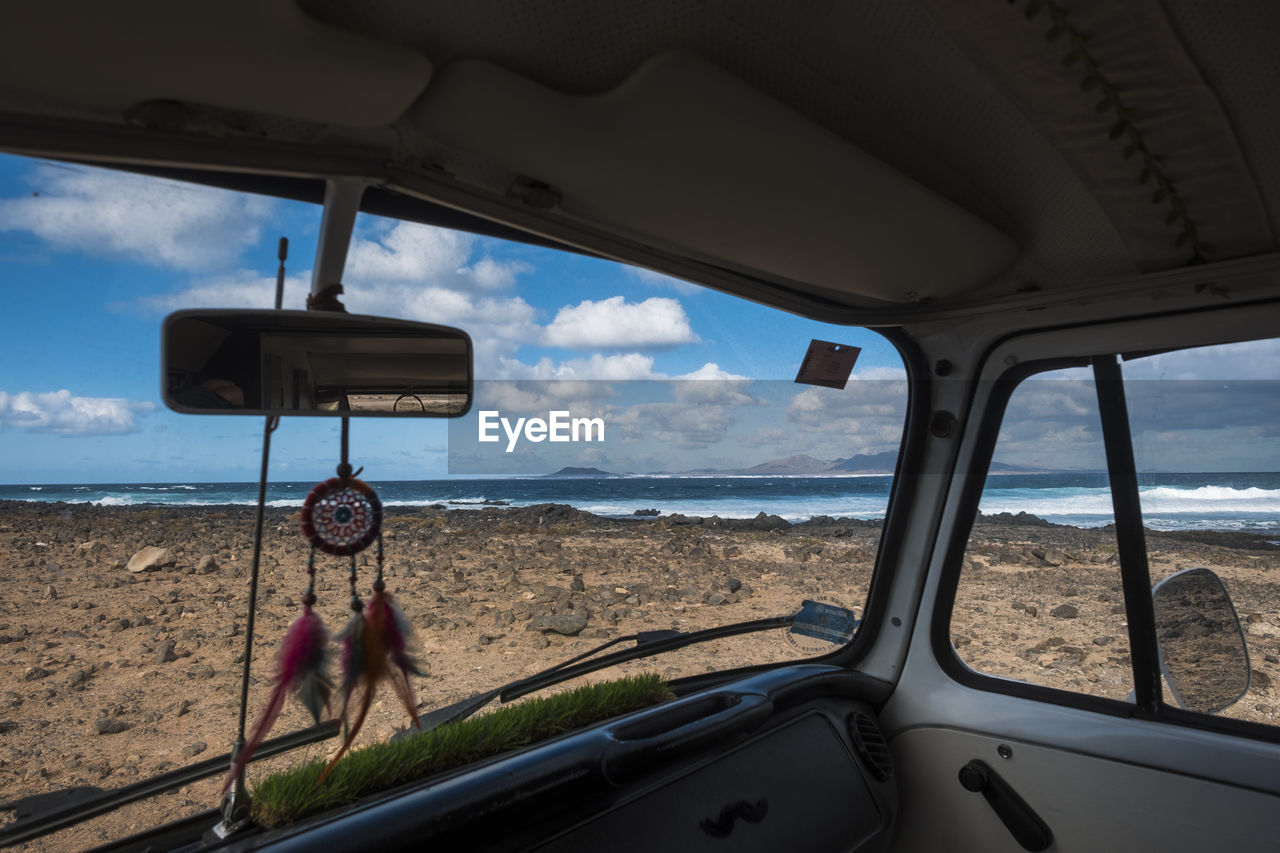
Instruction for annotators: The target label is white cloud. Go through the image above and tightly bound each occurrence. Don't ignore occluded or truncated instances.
[0,164,273,270]
[543,296,699,349]
[498,353,658,381]
[0,389,154,435]
[345,221,531,292]
[676,362,748,381]
[138,270,312,312]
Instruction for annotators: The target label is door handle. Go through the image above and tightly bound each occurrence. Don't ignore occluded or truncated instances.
[958,759,1053,852]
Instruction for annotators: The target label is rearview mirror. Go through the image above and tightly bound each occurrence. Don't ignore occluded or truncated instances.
[162,310,472,417]
[1152,567,1251,714]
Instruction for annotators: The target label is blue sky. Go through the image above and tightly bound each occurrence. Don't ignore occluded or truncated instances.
[2,153,1277,483]
[0,153,905,483]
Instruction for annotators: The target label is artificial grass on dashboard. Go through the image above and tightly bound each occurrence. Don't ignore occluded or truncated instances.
[249,673,673,829]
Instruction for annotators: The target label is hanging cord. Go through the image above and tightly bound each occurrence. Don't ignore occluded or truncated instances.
[336,416,362,481]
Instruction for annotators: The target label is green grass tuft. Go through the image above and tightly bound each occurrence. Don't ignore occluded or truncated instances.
[249,673,672,829]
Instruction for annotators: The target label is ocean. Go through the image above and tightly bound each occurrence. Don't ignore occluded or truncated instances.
[3,472,1279,532]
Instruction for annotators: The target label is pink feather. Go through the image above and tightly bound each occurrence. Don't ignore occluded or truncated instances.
[369,588,424,729]
[222,607,331,793]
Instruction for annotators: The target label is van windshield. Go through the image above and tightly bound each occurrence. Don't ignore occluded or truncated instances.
[0,154,905,847]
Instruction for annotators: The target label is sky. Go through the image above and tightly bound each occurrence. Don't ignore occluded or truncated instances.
[0,153,1276,483]
[0,153,905,483]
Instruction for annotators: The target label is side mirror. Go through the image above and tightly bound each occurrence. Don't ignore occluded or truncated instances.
[162,310,472,417]
[1152,567,1251,714]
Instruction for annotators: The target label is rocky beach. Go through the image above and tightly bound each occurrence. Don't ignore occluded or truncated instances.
[0,499,1277,849]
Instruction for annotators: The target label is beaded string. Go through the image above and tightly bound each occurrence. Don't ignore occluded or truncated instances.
[303,549,317,609]
[372,535,386,595]
[348,553,363,614]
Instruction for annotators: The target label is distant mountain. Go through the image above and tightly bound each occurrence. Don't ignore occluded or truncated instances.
[742,454,832,475]
[663,452,897,476]
[824,451,899,473]
[659,452,1057,476]
[540,466,618,478]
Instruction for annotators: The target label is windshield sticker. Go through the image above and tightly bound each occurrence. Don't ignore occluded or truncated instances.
[785,600,859,653]
[794,340,860,389]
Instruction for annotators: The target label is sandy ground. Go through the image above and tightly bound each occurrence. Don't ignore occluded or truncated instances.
[0,501,1276,850]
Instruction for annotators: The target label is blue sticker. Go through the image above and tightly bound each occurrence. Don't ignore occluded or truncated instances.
[791,600,858,645]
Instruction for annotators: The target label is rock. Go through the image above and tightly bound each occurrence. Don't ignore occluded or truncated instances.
[1024,605,1038,618]
[570,575,585,592]
[706,591,730,606]
[1093,636,1113,646]
[181,742,207,757]
[633,508,659,516]
[1050,604,1079,619]
[77,540,109,558]
[750,512,789,531]
[94,718,131,735]
[127,547,176,574]
[196,555,218,574]
[157,639,178,663]
[725,577,742,593]
[187,664,215,679]
[23,667,52,682]
[528,607,590,636]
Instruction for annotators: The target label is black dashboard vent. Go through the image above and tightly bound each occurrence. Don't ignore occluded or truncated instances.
[849,712,894,782]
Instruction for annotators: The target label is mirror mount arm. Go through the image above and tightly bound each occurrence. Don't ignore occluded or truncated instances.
[309,178,367,309]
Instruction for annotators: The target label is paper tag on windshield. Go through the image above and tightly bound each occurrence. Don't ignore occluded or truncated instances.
[786,600,858,653]
[794,340,860,389]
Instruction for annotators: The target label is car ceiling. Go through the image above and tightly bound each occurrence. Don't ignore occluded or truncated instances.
[1,0,1277,325]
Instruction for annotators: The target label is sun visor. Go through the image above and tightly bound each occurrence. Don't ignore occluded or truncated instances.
[0,0,431,127]
[409,51,1017,303]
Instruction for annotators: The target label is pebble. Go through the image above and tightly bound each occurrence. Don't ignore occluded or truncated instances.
[181,742,207,757]
[1050,604,1079,619]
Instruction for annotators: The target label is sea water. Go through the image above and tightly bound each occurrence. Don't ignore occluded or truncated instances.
[3,472,1279,532]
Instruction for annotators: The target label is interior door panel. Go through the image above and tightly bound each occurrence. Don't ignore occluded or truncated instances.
[890,723,1280,851]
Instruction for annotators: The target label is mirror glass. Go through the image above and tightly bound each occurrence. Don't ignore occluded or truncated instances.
[1152,567,1252,713]
[162,310,472,416]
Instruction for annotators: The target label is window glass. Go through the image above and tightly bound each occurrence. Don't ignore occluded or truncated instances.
[0,153,905,847]
[953,369,1132,699]
[1124,340,1280,727]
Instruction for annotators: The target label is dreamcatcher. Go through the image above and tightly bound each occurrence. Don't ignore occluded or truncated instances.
[223,456,423,792]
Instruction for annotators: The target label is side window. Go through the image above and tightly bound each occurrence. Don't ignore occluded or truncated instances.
[952,369,1132,699]
[1124,340,1280,727]
[951,339,1279,732]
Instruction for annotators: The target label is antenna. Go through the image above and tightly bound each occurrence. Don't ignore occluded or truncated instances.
[274,237,289,310]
